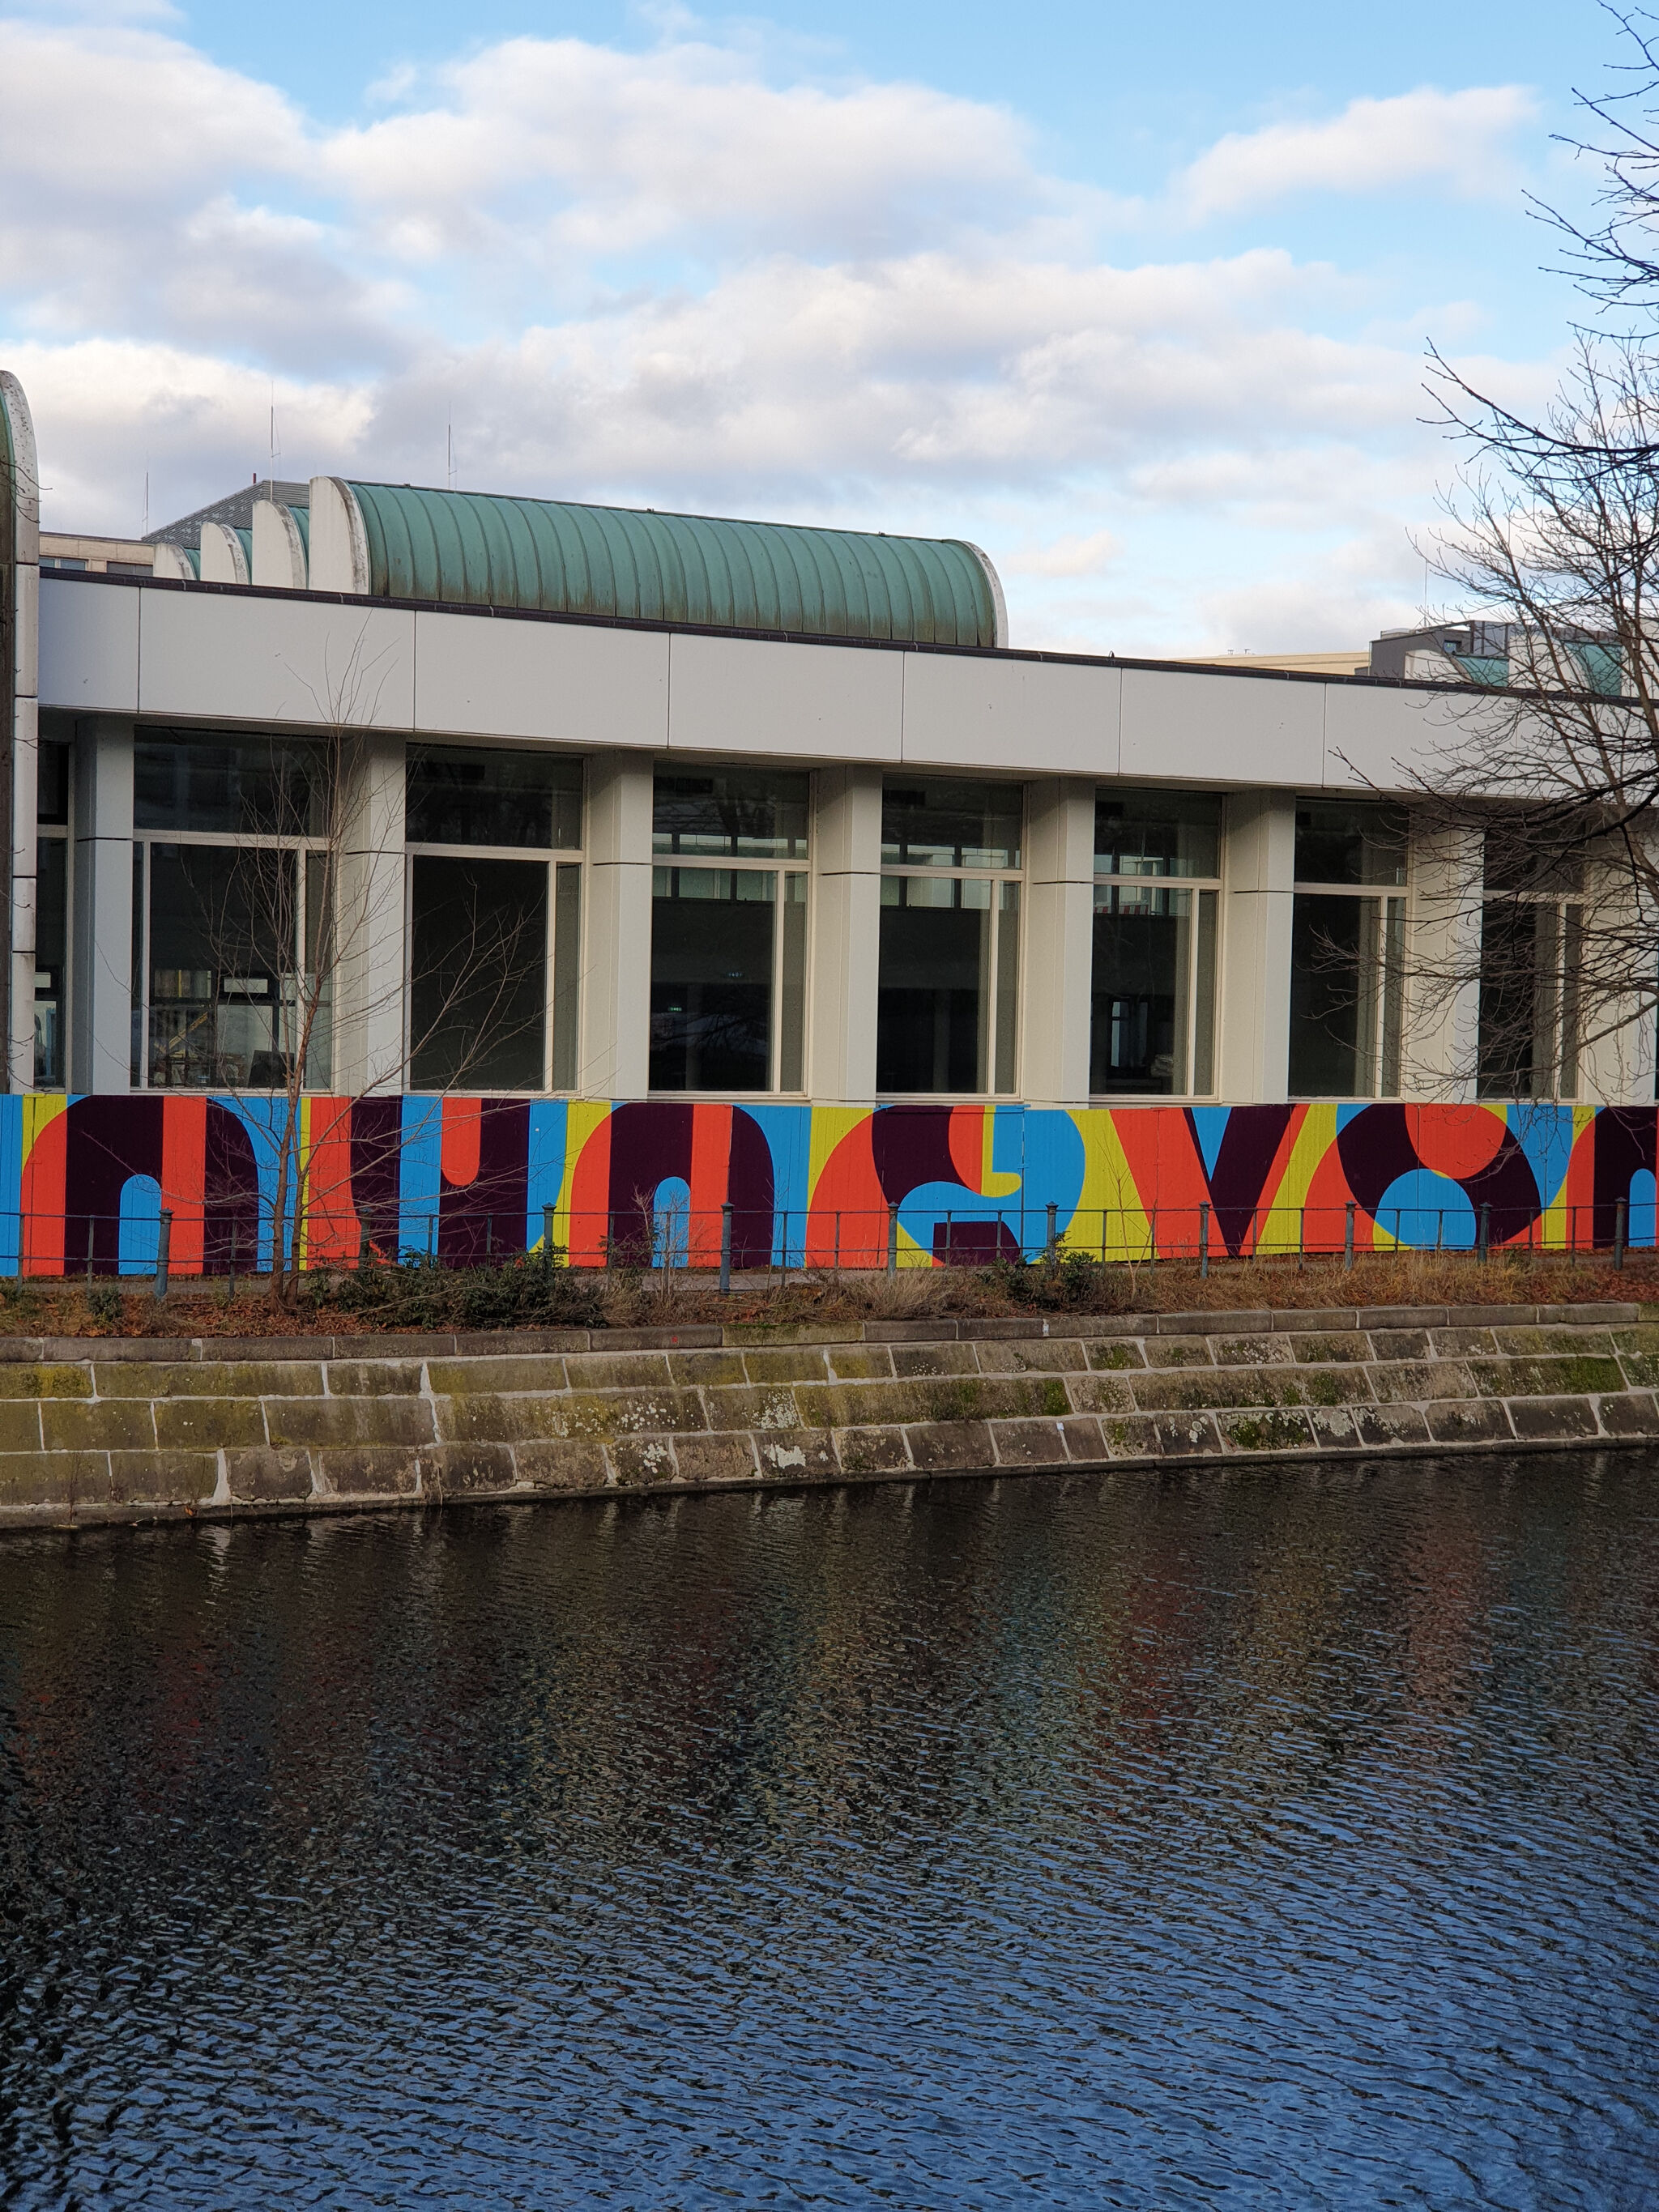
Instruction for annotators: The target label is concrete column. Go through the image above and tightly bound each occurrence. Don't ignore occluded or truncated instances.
[4,370,40,1093]
[1021,777,1094,1106]
[807,765,882,1104]
[580,751,654,1098]
[9,679,36,1092]
[70,717,134,1094]
[1218,791,1295,1104]
[333,731,406,1095]
[1402,825,1480,1102]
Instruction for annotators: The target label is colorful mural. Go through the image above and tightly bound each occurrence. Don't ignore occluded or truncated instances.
[5,1096,1657,1275]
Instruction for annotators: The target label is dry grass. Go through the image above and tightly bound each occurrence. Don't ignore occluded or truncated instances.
[0,1244,1653,1340]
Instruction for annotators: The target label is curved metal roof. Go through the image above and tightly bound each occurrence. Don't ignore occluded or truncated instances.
[343,482,1003,647]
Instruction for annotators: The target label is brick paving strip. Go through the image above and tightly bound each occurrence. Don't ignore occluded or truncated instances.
[2,1302,1657,1527]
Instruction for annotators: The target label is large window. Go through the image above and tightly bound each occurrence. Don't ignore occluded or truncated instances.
[132,729,330,1091]
[407,746,582,1093]
[1289,801,1407,1098]
[650,769,808,1092]
[877,778,1021,1095]
[1091,791,1219,1095]
[1477,830,1582,1100]
[35,739,69,1088]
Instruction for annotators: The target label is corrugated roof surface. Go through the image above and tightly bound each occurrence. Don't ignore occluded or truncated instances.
[345,482,1000,646]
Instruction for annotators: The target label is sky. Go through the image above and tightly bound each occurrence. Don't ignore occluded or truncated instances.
[0,0,1621,653]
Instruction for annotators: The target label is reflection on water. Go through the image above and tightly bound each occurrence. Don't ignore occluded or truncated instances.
[0,1458,1654,2206]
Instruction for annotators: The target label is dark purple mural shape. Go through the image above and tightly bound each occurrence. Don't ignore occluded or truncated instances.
[350,1097,403,1259]
[1592,1108,1657,1246]
[871,1107,958,1206]
[60,1097,258,1276]
[604,1102,774,1266]
[1337,1104,1542,1242]
[438,1101,531,1266]
[1192,1106,1298,1255]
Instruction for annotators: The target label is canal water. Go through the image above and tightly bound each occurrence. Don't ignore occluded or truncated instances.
[0,1458,1653,2208]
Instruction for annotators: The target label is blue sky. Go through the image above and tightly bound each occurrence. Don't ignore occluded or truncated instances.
[0,0,1611,650]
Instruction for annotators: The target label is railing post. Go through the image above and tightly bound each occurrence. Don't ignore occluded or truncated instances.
[1199,1202,1209,1280]
[886,1204,898,1275]
[1478,1203,1491,1264]
[1344,1200,1355,1273]
[543,1203,557,1265]
[155,1209,173,1301]
[719,1201,732,1294]
[1046,1201,1057,1258]
[1615,1197,1628,1272]
[1149,1207,1158,1267]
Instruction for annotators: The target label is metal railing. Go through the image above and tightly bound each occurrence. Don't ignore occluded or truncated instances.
[7,1193,1647,1289]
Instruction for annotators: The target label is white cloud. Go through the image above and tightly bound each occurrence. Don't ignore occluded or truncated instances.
[1178,85,1540,220]
[1003,529,1120,578]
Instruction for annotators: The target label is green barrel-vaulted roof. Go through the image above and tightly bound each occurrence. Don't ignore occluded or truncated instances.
[344,482,1004,647]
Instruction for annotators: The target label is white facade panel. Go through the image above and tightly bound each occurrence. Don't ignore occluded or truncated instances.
[413,611,669,751]
[1119,666,1324,789]
[137,591,416,728]
[1322,680,1479,795]
[667,633,903,762]
[902,653,1120,777]
[39,578,139,713]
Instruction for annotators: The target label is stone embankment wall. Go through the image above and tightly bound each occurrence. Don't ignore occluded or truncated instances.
[1,1302,1657,1528]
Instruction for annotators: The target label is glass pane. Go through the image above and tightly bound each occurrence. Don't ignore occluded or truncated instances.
[303,851,333,1092]
[407,746,582,850]
[994,881,1020,1094]
[876,876,989,1093]
[881,778,1021,869]
[33,838,67,1088]
[130,842,144,1087]
[1561,904,1582,1100]
[653,769,808,860]
[1478,903,1566,1100]
[552,863,582,1090]
[409,856,548,1092]
[147,843,299,1089]
[1290,893,1380,1097]
[36,742,69,826]
[778,873,807,1092]
[1090,884,1192,1095]
[1192,890,1218,1096]
[1380,897,1405,1097]
[1294,801,1406,887]
[650,867,776,1092]
[1094,791,1219,878]
[1483,823,1583,896]
[134,730,325,837]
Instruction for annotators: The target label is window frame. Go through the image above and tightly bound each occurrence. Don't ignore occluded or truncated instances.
[1289,801,1410,1102]
[34,737,72,1092]
[1089,787,1222,1101]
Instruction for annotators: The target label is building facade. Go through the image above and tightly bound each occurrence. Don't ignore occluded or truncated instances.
[2,370,1655,1272]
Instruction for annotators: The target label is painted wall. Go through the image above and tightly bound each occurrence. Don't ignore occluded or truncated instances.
[7,1096,1656,1275]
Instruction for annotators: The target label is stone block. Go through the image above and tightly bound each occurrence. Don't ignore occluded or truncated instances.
[1097,1415,1164,1461]
[722,1323,857,1347]
[1470,1356,1623,1400]
[1217,1407,1316,1454]
[107,1450,220,1504]
[972,1338,1086,1375]
[889,1342,979,1377]
[1358,1306,1447,1330]
[153,1396,266,1451]
[1085,1340,1146,1370]
[1427,1328,1499,1357]
[987,1417,1069,1466]
[416,1442,517,1494]
[667,1349,748,1386]
[1141,1336,1214,1369]
[1593,1392,1659,1438]
[1540,1302,1637,1327]
[1491,1326,1614,1357]
[600,1324,723,1350]
[0,1448,102,1508]
[1057,1416,1107,1461]
[1351,1403,1433,1449]
[322,1361,429,1397]
[0,1362,91,1400]
[1448,1304,1533,1328]
[1158,1310,1270,1335]
[1425,1399,1514,1447]
[317,1446,421,1498]
[741,1347,834,1384]
[452,1327,595,1354]
[754,1430,838,1479]
[1210,1334,1292,1367]
[41,1400,147,1452]
[674,1432,761,1485]
[795,1374,1068,1431]
[268,1395,434,1449]
[1507,1395,1600,1443]
[1366,1360,1475,1403]
[1365,1329,1431,1362]
[606,1434,680,1486]
[509,1437,609,1490]
[225,1445,313,1503]
[823,1345,895,1381]
[1286,1333,1368,1364]
[904,1419,996,1472]
[849,1320,962,1344]
[699,1383,803,1433]
[205,1335,339,1362]
[1065,1373,1137,1414]
[834,1425,912,1474]
[425,1355,569,1396]
[561,1349,675,1390]
[539,1386,710,1440]
[1303,1407,1368,1451]
[957,1318,1053,1340]
[1130,1367,1319,1414]
[1271,1309,1357,1332]
[1148,1413,1226,1459]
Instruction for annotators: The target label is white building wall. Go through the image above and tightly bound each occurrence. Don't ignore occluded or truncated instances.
[1217,791,1296,1105]
[70,718,133,1094]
